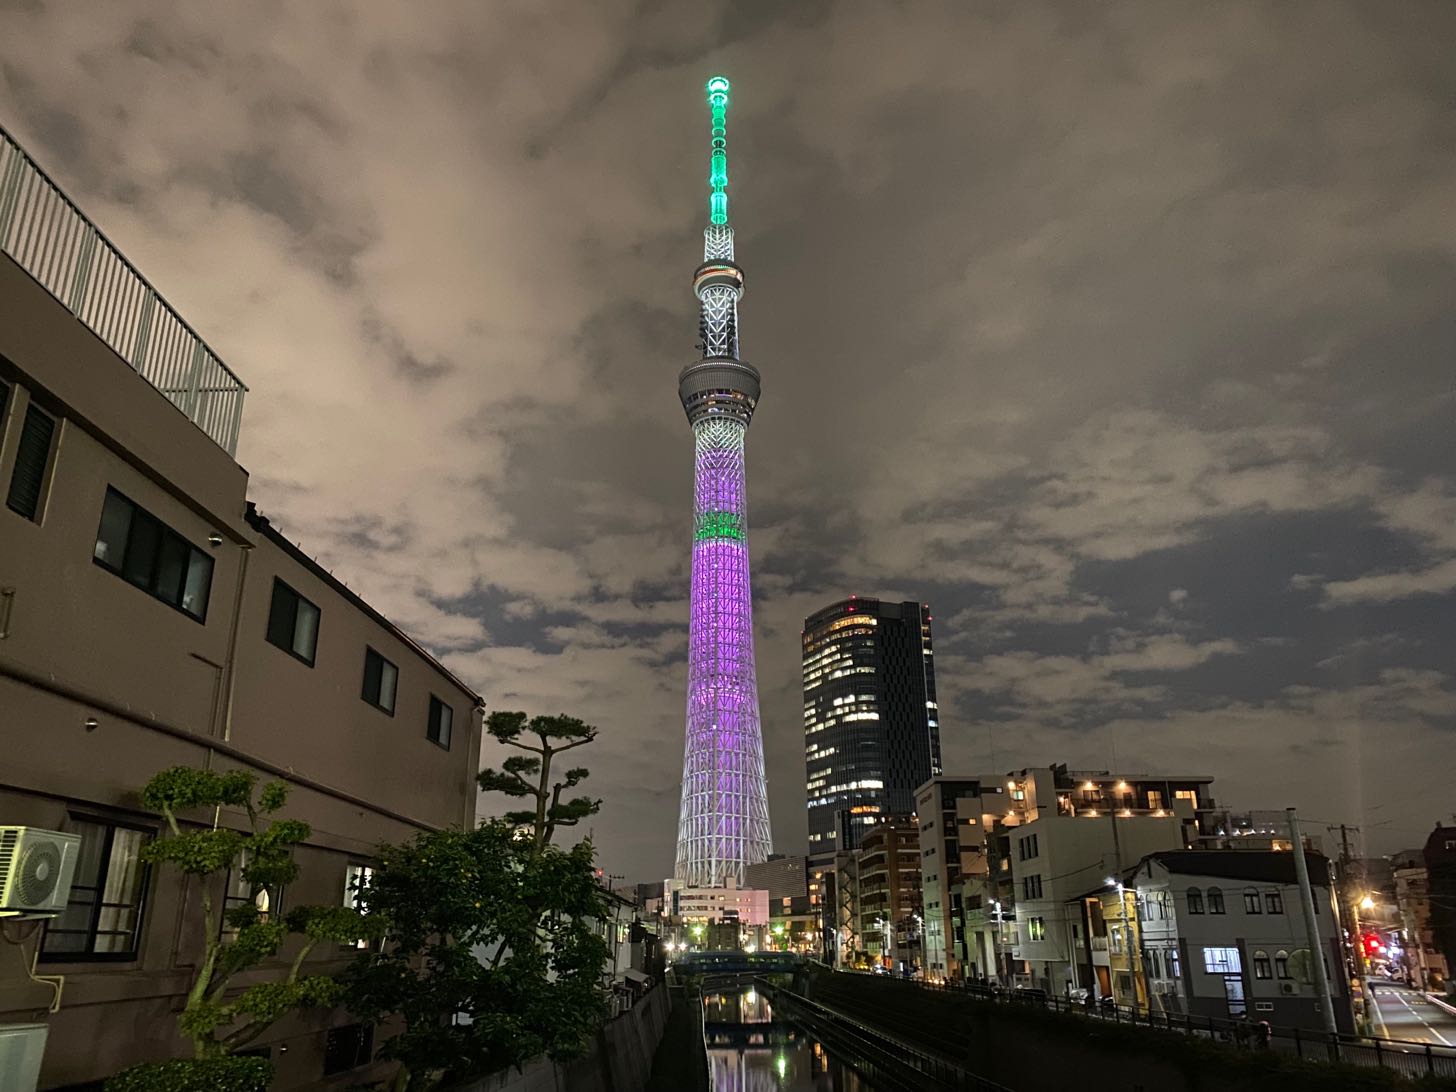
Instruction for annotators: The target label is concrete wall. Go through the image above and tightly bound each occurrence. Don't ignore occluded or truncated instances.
[0,253,483,1088]
[451,984,670,1092]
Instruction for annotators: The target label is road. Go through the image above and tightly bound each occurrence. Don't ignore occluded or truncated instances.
[1369,979,1456,1047]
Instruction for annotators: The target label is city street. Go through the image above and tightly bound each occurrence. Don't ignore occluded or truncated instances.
[1370,979,1456,1047]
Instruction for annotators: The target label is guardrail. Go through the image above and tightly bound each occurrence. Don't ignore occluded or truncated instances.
[760,978,1013,1092]
[0,123,246,456]
[889,972,1456,1079]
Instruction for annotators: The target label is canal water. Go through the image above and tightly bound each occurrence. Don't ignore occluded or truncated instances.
[703,986,875,1091]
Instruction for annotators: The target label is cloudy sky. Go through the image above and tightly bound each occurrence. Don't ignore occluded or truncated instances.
[4,1,1454,876]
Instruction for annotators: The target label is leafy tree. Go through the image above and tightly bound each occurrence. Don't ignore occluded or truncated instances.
[342,711,611,1092]
[132,766,365,1062]
[475,711,602,848]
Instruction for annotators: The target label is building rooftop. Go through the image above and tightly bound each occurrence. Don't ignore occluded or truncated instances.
[1146,850,1333,886]
[246,503,482,705]
[0,122,246,456]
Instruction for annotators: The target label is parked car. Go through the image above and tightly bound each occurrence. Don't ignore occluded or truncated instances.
[1068,987,1091,1004]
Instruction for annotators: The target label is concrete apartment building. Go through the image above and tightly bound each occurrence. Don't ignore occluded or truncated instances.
[1132,851,1355,1032]
[828,815,922,972]
[1393,852,1450,990]
[916,767,1215,986]
[0,125,482,1088]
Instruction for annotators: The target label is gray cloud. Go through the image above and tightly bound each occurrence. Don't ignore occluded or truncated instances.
[3,0,1453,872]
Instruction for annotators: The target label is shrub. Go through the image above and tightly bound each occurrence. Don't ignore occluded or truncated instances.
[104,1056,271,1092]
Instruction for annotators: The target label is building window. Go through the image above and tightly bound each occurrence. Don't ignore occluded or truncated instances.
[1174,789,1199,807]
[1265,891,1283,914]
[1253,950,1272,979]
[344,864,375,950]
[6,401,56,522]
[1202,946,1241,975]
[1019,833,1039,860]
[40,818,151,961]
[1275,950,1291,979]
[221,851,281,939]
[93,488,214,621]
[427,695,453,749]
[1028,916,1046,941]
[322,1023,374,1075]
[1147,790,1164,809]
[361,647,398,714]
[1243,888,1262,914]
[1169,947,1181,978]
[265,578,320,666]
[1110,925,1124,954]
[1187,887,1204,914]
[1207,886,1225,914]
[1021,874,1042,900]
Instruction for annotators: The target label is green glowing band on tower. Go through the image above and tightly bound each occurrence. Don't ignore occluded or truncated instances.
[694,509,745,541]
[706,76,730,224]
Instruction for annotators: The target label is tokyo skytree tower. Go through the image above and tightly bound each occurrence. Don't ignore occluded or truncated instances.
[673,76,773,887]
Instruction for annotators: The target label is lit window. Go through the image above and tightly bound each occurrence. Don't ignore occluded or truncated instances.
[1202,947,1241,974]
[1253,950,1272,979]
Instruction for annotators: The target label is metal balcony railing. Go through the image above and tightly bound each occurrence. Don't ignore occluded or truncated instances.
[0,124,246,456]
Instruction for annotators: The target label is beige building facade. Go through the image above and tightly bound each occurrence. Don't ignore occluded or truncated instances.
[0,134,482,1089]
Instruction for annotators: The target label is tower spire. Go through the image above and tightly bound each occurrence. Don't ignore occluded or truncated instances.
[673,76,772,889]
[707,75,730,226]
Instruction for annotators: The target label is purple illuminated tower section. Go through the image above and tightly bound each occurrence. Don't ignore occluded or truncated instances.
[673,76,773,888]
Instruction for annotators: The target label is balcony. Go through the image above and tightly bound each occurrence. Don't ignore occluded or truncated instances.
[0,124,246,456]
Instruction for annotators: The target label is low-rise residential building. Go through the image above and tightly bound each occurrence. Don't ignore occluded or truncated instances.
[915,776,1003,981]
[1393,853,1449,990]
[1424,825,1456,989]
[1133,851,1355,1032]
[920,767,1214,990]
[855,815,922,974]
[0,124,483,1088]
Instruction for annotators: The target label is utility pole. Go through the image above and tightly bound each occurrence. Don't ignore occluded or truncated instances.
[1289,808,1339,1035]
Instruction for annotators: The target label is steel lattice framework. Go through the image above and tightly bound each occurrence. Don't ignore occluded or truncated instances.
[673,77,772,887]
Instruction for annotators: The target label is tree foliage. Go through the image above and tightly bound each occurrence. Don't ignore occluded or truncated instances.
[476,711,601,849]
[137,766,365,1061]
[343,711,612,1092]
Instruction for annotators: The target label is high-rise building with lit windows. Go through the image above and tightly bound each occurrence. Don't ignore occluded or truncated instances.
[802,597,941,864]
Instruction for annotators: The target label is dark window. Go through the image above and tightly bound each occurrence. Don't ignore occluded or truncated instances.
[322,1023,374,1075]
[1208,886,1225,914]
[6,402,56,521]
[1275,950,1290,979]
[1021,874,1042,900]
[1265,891,1283,914]
[41,818,151,961]
[93,488,213,621]
[1187,887,1204,914]
[427,695,453,749]
[1244,889,1262,914]
[1253,950,1272,979]
[265,578,320,665]
[362,647,398,714]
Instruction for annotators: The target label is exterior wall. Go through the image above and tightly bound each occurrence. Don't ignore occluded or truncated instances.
[1010,812,1187,993]
[915,777,998,981]
[1394,865,1450,990]
[1137,862,1354,1033]
[1424,826,1456,984]
[0,253,483,1087]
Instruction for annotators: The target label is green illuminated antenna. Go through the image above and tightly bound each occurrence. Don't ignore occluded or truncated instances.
[706,76,730,225]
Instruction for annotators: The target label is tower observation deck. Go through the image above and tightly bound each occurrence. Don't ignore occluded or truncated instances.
[673,76,773,888]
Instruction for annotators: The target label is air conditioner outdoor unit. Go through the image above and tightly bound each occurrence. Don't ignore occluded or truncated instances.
[0,1023,48,1092]
[0,827,82,915]
[1279,982,1297,995]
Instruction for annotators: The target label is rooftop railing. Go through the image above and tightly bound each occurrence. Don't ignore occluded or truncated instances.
[0,124,246,456]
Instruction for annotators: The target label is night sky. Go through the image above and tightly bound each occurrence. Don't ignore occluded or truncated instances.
[4,2,1454,880]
